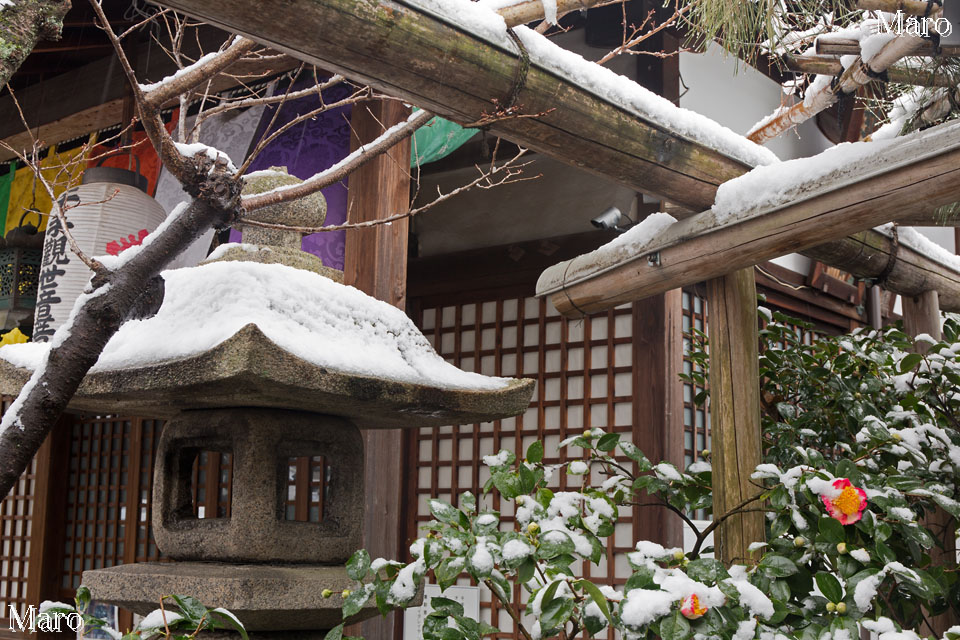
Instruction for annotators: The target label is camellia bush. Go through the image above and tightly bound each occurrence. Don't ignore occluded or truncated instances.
[327,310,960,640]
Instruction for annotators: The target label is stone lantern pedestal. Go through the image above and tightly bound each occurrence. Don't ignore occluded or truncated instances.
[0,168,535,638]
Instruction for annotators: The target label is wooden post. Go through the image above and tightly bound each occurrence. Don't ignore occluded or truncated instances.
[902,290,958,635]
[344,99,412,640]
[706,269,765,565]
[25,415,70,639]
[633,290,685,548]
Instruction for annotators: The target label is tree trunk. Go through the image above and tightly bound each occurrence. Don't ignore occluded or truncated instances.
[0,0,71,88]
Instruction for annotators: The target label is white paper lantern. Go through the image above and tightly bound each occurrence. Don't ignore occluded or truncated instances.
[33,162,166,342]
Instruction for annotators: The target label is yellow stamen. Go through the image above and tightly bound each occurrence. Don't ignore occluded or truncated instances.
[832,486,861,516]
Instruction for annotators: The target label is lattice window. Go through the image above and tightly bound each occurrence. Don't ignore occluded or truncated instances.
[0,394,33,627]
[286,456,326,523]
[61,416,167,597]
[413,296,639,639]
[681,289,710,472]
[191,451,233,520]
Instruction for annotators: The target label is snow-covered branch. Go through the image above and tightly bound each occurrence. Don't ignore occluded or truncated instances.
[240,109,435,212]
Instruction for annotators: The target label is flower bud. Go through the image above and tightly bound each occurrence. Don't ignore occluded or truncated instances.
[794,536,806,547]
[701,449,710,457]
[826,602,836,613]
[582,429,592,439]
[892,433,902,441]
[673,550,685,561]
[527,522,540,535]
[342,589,352,598]
[836,542,847,554]
[321,589,333,599]
[836,603,847,614]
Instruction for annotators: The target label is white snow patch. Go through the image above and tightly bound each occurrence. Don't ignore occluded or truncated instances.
[0,262,511,392]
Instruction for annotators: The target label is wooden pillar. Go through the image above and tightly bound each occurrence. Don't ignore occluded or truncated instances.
[632,290,685,548]
[344,99,412,640]
[706,268,764,565]
[25,416,70,638]
[902,290,957,635]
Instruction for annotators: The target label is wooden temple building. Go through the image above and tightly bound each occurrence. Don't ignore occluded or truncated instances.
[1,0,958,638]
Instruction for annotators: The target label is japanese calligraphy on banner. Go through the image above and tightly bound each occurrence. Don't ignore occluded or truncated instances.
[33,181,166,341]
[34,191,78,342]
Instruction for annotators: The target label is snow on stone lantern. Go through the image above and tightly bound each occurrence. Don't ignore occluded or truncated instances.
[0,168,535,639]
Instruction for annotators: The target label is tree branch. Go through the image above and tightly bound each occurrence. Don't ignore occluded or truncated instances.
[240,109,435,212]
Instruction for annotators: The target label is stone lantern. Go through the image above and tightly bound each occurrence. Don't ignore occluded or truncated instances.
[0,169,535,638]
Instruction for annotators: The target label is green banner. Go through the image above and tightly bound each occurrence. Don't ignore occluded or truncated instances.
[411,111,478,166]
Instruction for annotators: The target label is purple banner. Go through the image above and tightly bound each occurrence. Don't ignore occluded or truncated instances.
[241,78,353,270]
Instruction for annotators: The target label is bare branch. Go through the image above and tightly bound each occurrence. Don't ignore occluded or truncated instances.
[241,109,435,212]
[140,36,259,108]
[239,146,534,233]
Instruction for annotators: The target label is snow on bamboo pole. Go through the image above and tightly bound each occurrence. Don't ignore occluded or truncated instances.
[537,119,960,317]
[747,33,924,144]
[782,54,960,88]
[494,0,611,27]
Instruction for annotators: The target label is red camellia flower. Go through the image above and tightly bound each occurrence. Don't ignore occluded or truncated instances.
[680,594,708,620]
[822,478,868,525]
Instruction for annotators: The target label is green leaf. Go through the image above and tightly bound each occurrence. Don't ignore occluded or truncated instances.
[325,623,344,640]
[899,352,923,373]
[170,595,207,624]
[429,597,464,618]
[818,517,845,544]
[342,585,374,618]
[597,433,620,451]
[540,597,575,632]
[659,609,691,640]
[686,558,730,583]
[518,558,536,584]
[617,441,652,471]
[75,586,92,613]
[491,470,522,499]
[347,549,371,581]
[526,441,544,464]
[209,609,249,640]
[575,579,613,624]
[759,554,798,578]
[815,572,843,603]
[519,465,537,494]
[460,492,477,515]
[537,530,575,559]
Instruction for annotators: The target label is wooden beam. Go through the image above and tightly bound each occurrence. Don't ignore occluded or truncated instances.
[0,29,299,161]
[343,99,412,640]
[707,269,764,565]
[540,122,960,316]
[152,0,758,212]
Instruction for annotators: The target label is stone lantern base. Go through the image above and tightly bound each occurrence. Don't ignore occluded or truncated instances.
[82,562,380,633]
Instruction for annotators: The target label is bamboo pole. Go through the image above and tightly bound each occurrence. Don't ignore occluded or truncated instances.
[856,0,934,15]
[782,54,960,88]
[540,122,960,317]
[498,0,611,27]
[748,34,924,144]
[816,39,960,57]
